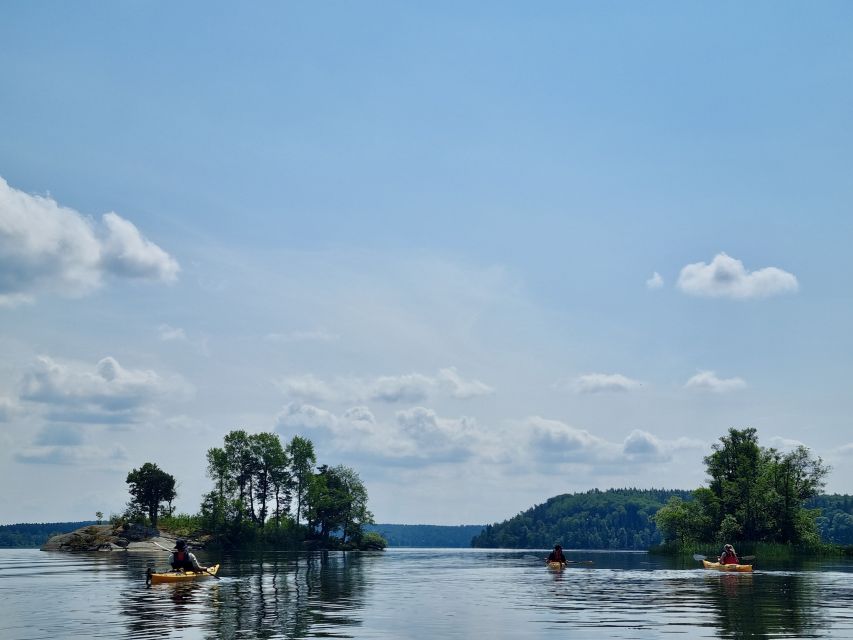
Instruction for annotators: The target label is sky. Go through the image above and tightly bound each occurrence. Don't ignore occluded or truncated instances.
[1,1,852,526]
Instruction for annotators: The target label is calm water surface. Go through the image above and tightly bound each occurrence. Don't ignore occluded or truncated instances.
[1,548,853,639]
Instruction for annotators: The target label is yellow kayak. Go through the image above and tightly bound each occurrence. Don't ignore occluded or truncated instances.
[702,560,752,572]
[148,564,220,584]
[546,561,565,571]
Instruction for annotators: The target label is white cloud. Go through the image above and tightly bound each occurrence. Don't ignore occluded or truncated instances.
[99,212,179,282]
[684,370,747,393]
[437,367,494,399]
[274,374,337,403]
[368,373,435,403]
[394,407,479,462]
[274,368,493,404]
[526,416,614,462]
[18,355,189,424]
[621,429,672,462]
[0,176,179,306]
[575,373,643,394]
[0,397,15,421]
[274,402,481,465]
[158,324,187,341]
[275,402,340,434]
[677,252,798,299]
[646,272,664,290]
[524,417,703,467]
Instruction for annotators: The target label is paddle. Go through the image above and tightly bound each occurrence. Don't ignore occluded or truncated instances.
[149,540,220,579]
[543,557,594,565]
[693,554,755,563]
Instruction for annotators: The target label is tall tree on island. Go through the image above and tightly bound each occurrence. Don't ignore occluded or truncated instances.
[224,430,255,521]
[655,427,830,547]
[126,462,176,528]
[305,464,374,543]
[288,435,316,526]
[250,432,289,527]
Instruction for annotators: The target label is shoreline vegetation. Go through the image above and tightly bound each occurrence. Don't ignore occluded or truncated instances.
[21,427,853,557]
[477,428,851,559]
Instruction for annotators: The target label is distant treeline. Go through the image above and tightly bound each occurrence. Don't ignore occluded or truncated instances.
[0,522,96,548]
[810,495,853,545]
[471,489,693,549]
[366,524,484,547]
[7,493,851,550]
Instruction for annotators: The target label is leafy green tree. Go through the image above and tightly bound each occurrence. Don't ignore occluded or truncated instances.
[704,427,766,541]
[703,428,830,545]
[250,432,288,527]
[654,496,706,546]
[95,511,103,524]
[270,454,292,527]
[126,462,176,528]
[765,445,829,543]
[206,446,233,502]
[332,465,373,544]
[287,435,316,525]
[306,465,347,540]
[224,430,255,520]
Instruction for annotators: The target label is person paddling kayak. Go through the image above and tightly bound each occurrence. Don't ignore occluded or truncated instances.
[718,543,739,565]
[546,544,567,565]
[169,539,206,572]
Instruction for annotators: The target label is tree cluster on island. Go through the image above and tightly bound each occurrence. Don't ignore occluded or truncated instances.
[472,428,843,555]
[653,427,830,550]
[122,430,385,551]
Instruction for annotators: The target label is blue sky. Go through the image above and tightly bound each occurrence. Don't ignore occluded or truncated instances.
[1,2,852,525]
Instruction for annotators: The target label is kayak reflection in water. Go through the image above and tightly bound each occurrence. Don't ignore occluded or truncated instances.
[169,539,207,572]
[718,543,739,565]
[546,544,567,566]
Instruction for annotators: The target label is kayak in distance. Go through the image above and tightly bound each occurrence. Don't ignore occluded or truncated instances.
[147,564,220,584]
[546,561,565,571]
[702,559,752,572]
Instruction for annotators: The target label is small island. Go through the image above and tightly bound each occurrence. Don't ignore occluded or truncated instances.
[44,429,386,553]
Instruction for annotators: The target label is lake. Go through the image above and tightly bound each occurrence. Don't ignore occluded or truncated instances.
[1,548,852,639]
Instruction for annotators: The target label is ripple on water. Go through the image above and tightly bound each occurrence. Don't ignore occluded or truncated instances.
[2,548,853,639]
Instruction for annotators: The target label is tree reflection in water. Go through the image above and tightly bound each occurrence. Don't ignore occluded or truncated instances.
[118,551,373,639]
[705,571,825,639]
[211,551,371,638]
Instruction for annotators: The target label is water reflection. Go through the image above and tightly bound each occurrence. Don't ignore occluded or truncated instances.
[116,551,376,639]
[3,549,853,639]
[703,570,824,639]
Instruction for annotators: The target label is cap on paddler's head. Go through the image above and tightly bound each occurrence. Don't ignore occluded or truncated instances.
[175,539,186,550]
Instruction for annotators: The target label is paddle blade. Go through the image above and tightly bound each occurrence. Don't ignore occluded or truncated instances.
[740,555,755,563]
[693,554,707,561]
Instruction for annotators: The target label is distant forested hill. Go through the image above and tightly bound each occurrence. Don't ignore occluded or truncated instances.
[471,489,692,550]
[366,524,484,547]
[809,495,853,545]
[0,522,97,548]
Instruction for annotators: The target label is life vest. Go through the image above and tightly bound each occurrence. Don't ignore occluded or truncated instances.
[172,549,195,570]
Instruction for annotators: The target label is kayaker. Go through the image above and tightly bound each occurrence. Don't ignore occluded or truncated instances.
[169,539,205,572]
[546,544,567,565]
[718,543,739,565]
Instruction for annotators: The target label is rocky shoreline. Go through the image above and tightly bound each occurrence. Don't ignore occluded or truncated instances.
[41,523,209,553]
